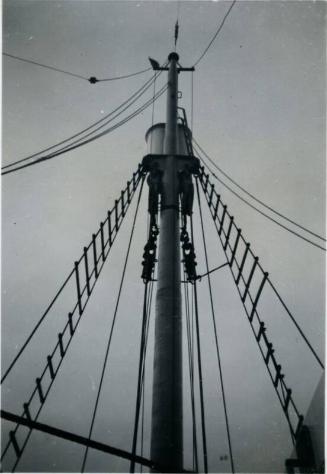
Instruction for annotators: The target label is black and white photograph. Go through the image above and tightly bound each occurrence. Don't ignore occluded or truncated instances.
[1,1,325,472]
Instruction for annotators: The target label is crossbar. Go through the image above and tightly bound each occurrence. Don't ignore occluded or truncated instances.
[1,409,154,469]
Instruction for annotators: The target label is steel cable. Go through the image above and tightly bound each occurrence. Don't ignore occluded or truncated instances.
[192,1,237,67]
[198,166,324,370]
[0,269,74,385]
[194,147,326,252]
[130,278,152,473]
[183,268,199,472]
[196,178,235,473]
[3,52,89,81]
[2,84,167,176]
[81,176,145,472]
[193,138,326,243]
[2,69,164,171]
[190,215,209,473]
[97,67,152,82]
[3,52,153,83]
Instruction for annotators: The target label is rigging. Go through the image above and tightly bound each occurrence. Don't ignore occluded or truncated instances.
[195,147,326,252]
[193,138,326,243]
[192,0,237,67]
[2,85,167,176]
[3,51,152,83]
[2,68,165,172]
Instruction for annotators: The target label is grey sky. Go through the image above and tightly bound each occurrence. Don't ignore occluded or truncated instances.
[1,1,325,473]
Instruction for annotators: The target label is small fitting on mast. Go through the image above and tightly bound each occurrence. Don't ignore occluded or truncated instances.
[168,52,179,62]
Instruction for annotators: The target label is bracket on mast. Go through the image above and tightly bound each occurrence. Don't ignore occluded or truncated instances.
[148,54,195,72]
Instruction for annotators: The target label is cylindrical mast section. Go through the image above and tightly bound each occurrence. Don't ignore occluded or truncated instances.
[150,52,183,472]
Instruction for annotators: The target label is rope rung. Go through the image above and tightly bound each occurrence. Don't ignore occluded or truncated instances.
[92,235,98,279]
[75,261,83,315]
[121,190,125,217]
[284,389,292,412]
[230,228,241,267]
[250,272,268,320]
[256,321,266,342]
[23,403,31,422]
[208,183,215,206]
[84,247,91,296]
[264,342,274,364]
[58,333,65,357]
[242,257,259,302]
[218,205,227,236]
[213,194,220,219]
[224,216,233,250]
[273,364,283,388]
[204,173,209,192]
[68,312,74,335]
[236,243,250,285]
[36,378,45,403]
[47,355,55,379]
[108,210,112,245]
[100,222,105,262]
[9,431,20,457]
[115,199,119,229]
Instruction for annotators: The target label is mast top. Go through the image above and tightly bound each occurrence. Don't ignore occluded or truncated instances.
[168,52,179,62]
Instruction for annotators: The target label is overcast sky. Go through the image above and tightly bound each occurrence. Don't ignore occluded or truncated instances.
[1,1,325,473]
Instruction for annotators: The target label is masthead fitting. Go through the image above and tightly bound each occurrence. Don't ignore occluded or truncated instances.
[168,52,179,62]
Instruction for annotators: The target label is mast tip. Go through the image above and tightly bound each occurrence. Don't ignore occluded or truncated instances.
[168,52,179,62]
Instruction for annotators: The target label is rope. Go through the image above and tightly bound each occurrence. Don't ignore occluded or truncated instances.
[3,52,153,83]
[81,176,145,472]
[131,216,156,473]
[96,67,152,82]
[2,67,164,171]
[2,169,143,469]
[190,215,208,473]
[3,52,89,80]
[195,150,326,252]
[183,268,199,472]
[193,138,326,243]
[192,1,237,67]
[196,262,229,280]
[1,167,143,385]
[130,282,150,473]
[191,71,194,133]
[139,278,154,473]
[267,279,324,370]
[2,85,167,176]
[199,167,324,370]
[139,214,152,473]
[196,178,235,473]
[149,71,157,152]
[190,279,196,470]
[0,269,74,384]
